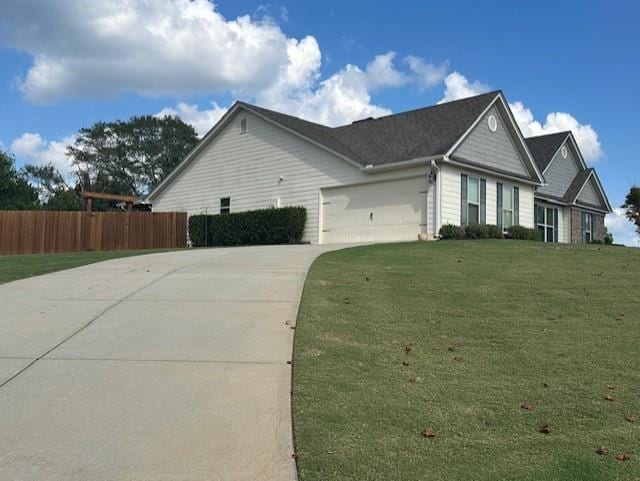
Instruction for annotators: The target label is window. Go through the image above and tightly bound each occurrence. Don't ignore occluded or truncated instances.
[240,118,247,134]
[583,212,592,243]
[487,115,498,132]
[502,185,513,229]
[467,176,480,224]
[497,183,519,230]
[535,204,557,242]
[220,197,230,214]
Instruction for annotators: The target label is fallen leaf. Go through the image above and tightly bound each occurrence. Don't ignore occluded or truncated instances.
[285,320,291,326]
[625,413,637,423]
[408,377,416,383]
[520,402,534,412]
[539,424,552,434]
[405,344,412,354]
[605,394,615,401]
[606,384,614,390]
[615,454,630,461]
[402,360,410,366]
[595,447,608,455]
[453,356,463,362]
[421,427,436,438]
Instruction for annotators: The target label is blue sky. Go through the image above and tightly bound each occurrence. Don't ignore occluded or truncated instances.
[0,0,638,244]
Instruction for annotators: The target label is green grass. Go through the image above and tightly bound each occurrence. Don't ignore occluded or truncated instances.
[0,249,176,284]
[293,241,640,481]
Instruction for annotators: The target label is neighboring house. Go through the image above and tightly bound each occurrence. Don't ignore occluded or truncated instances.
[147,90,611,244]
[526,132,612,243]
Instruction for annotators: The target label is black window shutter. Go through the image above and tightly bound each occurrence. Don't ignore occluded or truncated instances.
[534,203,538,226]
[553,208,559,242]
[460,174,468,226]
[496,183,503,230]
[480,178,486,224]
[581,212,586,243]
[513,186,519,226]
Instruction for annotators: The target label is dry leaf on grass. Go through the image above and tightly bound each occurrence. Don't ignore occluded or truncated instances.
[408,377,417,384]
[453,356,463,362]
[606,384,614,389]
[615,454,630,462]
[402,360,410,366]
[539,424,552,434]
[605,394,615,401]
[520,402,534,412]
[421,427,436,438]
[595,447,608,455]
[625,413,637,423]
[404,344,412,354]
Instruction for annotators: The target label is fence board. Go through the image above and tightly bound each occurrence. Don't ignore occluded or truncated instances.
[0,211,187,255]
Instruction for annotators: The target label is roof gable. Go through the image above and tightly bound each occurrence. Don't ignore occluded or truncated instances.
[577,175,603,206]
[525,131,569,172]
[537,137,581,198]
[452,104,530,178]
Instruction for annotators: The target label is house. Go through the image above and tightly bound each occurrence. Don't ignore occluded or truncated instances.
[147,90,611,244]
[526,132,612,243]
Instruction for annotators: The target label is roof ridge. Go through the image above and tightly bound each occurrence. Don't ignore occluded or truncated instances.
[525,131,571,140]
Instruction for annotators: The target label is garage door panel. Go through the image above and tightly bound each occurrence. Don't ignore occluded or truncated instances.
[321,177,426,243]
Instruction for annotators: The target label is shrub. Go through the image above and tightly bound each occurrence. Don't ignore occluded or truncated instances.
[506,225,541,241]
[604,231,614,245]
[188,206,307,247]
[439,224,465,240]
[464,223,488,239]
[485,224,504,239]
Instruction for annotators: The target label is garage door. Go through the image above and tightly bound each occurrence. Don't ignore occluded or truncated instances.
[321,177,427,243]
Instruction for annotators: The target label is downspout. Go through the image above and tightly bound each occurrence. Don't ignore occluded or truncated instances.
[430,159,441,238]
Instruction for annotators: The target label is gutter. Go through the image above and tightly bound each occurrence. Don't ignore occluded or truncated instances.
[360,155,444,173]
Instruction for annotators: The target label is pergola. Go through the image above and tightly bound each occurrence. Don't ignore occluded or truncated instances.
[81,191,139,213]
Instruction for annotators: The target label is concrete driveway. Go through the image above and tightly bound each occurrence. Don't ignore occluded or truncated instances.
[0,245,342,481]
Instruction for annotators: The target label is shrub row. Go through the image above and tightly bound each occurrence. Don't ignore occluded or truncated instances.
[188,206,307,247]
[439,223,541,241]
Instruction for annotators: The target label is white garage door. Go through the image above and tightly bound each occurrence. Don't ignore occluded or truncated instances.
[321,177,427,244]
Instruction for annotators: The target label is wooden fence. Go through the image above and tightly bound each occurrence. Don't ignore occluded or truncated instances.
[0,211,187,255]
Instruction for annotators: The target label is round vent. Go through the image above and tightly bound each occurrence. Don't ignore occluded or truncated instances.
[561,146,568,158]
[487,115,498,132]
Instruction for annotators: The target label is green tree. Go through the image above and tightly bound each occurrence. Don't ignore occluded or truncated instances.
[67,115,199,196]
[621,186,640,235]
[22,163,81,211]
[0,150,39,209]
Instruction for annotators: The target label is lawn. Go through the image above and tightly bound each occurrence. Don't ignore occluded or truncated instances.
[0,249,176,284]
[292,240,640,481]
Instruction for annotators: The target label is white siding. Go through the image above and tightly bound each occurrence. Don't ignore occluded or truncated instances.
[152,109,429,243]
[439,163,535,230]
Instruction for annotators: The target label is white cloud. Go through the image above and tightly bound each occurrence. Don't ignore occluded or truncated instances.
[406,56,449,91]
[157,102,228,137]
[161,50,448,131]
[509,102,603,163]
[438,72,603,163]
[438,71,491,104]
[1,0,300,103]
[10,133,75,174]
[606,208,639,247]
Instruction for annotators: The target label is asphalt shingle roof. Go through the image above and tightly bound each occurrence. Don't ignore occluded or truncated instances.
[563,168,594,203]
[241,90,501,167]
[525,131,570,172]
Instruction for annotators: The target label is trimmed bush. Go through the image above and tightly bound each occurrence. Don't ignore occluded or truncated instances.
[485,224,504,239]
[439,224,465,240]
[188,206,307,247]
[506,225,541,241]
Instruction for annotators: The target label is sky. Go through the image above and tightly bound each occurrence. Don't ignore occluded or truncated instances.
[0,0,638,245]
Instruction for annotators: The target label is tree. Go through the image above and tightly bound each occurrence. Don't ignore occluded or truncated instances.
[622,186,640,235]
[22,163,81,211]
[66,115,199,197]
[0,150,39,209]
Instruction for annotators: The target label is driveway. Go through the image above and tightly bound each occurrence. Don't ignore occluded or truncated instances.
[0,245,343,481]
